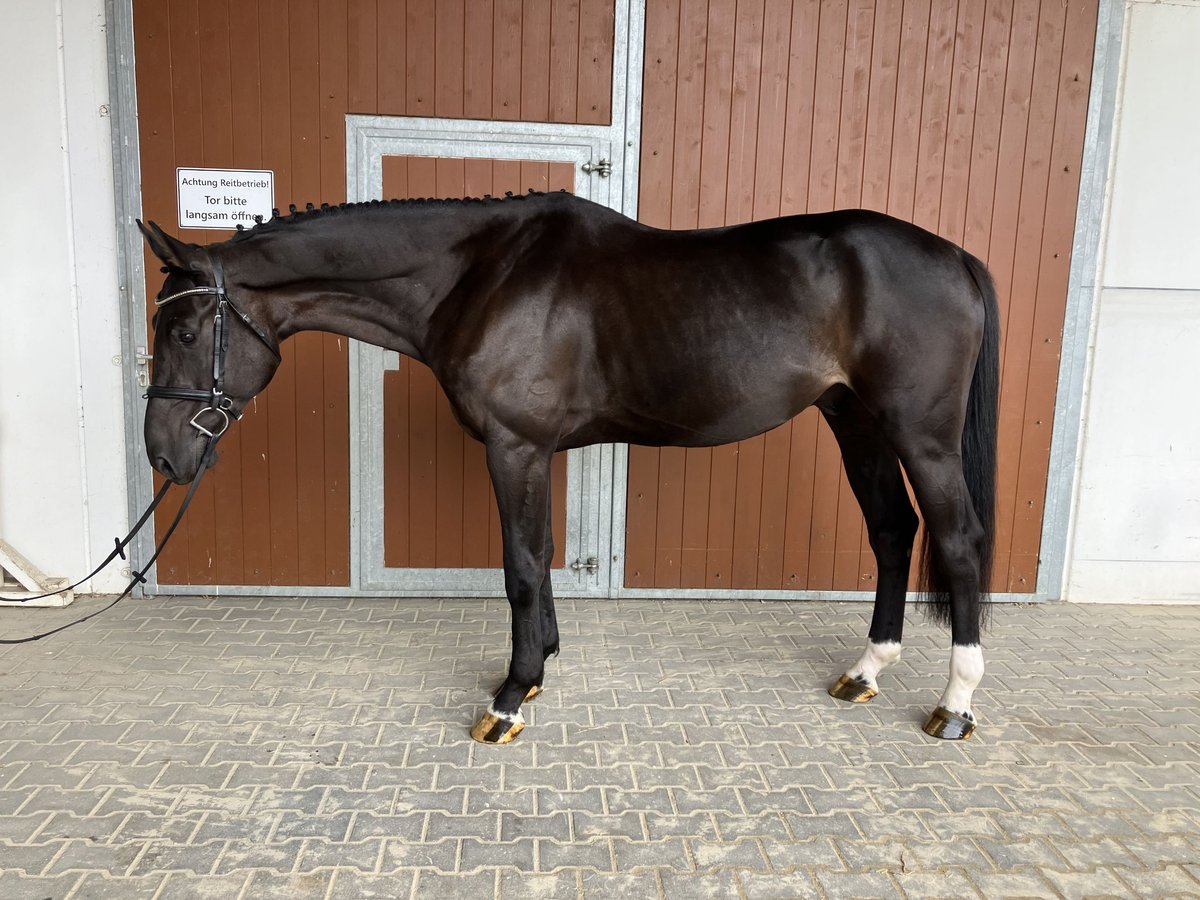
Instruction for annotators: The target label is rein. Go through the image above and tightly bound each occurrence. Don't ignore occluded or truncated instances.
[1,250,275,644]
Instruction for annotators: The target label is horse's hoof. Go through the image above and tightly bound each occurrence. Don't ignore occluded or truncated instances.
[922,706,976,740]
[524,684,542,703]
[828,674,878,703]
[470,706,526,744]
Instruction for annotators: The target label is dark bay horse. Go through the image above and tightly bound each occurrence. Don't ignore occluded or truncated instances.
[138,191,999,743]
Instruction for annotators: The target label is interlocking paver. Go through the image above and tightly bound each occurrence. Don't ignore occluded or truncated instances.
[2,597,1199,895]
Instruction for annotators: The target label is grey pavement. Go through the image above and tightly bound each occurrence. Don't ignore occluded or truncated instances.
[1,595,1198,899]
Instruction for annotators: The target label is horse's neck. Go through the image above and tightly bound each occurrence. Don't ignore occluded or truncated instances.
[236,204,502,360]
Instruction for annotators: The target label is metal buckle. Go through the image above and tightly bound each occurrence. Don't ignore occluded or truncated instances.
[188,406,231,439]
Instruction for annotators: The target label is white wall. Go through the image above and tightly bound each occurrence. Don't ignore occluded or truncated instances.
[1065,0,1200,602]
[0,0,129,595]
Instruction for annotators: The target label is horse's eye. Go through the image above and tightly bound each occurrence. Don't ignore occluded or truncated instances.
[178,331,196,345]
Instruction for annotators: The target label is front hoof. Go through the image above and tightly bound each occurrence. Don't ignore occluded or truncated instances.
[828,674,878,704]
[470,706,526,744]
[922,706,976,740]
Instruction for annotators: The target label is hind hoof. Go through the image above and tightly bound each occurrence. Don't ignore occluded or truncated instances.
[922,706,976,740]
[470,707,526,744]
[828,674,878,704]
[524,685,542,703]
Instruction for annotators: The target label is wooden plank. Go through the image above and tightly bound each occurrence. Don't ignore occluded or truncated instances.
[696,0,738,588]
[654,447,686,588]
[434,157,467,568]
[403,157,439,567]
[854,0,902,591]
[549,0,582,122]
[464,0,495,119]
[803,0,847,590]
[755,424,791,589]
[377,0,407,115]
[887,0,931,222]
[624,448,660,587]
[320,0,351,585]
[938,0,986,245]
[752,0,792,221]
[780,0,819,214]
[289,0,328,585]
[731,436,765,589]
[962,0,1012,262]
[405,0,436,117]
[748,1,794,589]
[577,0,614,124]
[522,0,553,121]
[834,0,873,210]
[436,0,466,118]
[725,0,764,226]
[638,0,678,229]
[461,158,493,567]
[670,0,706,228]
[911,0,958,234]
[135,0,188,583]
[698,0,736,228]
[257,0,300,585]
[494,0,523,120]
[347,0,378,113]
[832,0,875,591]
[230,0,271,585]
[861,0,902,213]
[166,0,217,584]
[679,449,712,587]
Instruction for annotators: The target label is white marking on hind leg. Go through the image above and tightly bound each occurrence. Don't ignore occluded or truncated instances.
[486,703,525,727]
[939,644,984,719]
[846,640,902,691]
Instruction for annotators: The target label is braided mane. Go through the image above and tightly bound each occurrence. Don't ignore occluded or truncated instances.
[228,190,551,243]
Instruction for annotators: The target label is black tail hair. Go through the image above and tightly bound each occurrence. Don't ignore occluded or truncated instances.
[921,251,1000,628]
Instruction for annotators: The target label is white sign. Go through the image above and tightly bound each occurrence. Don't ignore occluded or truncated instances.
[177,167,274,230]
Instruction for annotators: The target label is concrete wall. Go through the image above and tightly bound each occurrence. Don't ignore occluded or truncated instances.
[1065,0,1200,603]
[0,0,129,594]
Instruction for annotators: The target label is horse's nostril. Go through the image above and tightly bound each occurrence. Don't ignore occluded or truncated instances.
[156,457,177,481]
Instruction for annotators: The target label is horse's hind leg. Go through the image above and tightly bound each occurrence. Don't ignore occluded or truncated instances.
[470,436,552,744]
[821,397,918,704]
[521,499,560,707]
[890,437,987,740]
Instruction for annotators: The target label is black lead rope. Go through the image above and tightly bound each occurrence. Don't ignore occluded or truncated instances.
[0,437,217,645]
[1,480,172,605]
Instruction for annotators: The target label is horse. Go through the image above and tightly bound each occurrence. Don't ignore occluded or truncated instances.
[138,190,999,744]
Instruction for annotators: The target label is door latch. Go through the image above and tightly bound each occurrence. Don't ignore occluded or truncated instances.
[581,159,612,178]
[135,348,153,388]
[570,556,600,575]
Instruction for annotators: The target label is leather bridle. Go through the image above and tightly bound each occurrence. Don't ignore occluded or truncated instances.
[145,250,281,438]
[1,249,281,643]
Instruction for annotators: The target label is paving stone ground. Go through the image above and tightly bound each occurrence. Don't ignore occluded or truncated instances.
[1,596,1198,899]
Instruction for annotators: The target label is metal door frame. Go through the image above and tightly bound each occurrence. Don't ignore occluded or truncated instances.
[345,120,616,598]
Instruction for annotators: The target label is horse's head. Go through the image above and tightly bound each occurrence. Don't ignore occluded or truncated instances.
[138,221,282,483]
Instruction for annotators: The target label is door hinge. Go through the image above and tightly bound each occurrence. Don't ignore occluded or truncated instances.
[581,159,612,178]
[570,556,600,575]
[135,347,153,388]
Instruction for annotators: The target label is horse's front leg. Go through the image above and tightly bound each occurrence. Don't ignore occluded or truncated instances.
[470,436,552,745]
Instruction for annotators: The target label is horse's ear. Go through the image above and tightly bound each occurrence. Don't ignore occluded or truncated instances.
[137,220,201,271]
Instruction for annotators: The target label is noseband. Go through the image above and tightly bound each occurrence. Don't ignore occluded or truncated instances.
[145,250,281,439]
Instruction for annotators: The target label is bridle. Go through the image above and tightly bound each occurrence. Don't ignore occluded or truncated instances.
[145,249,281,438]
[1,248,281,643]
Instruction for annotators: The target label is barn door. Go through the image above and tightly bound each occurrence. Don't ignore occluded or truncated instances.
[347,119,619,597]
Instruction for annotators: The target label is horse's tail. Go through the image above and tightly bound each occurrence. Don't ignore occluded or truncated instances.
[921,250,1000,627]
